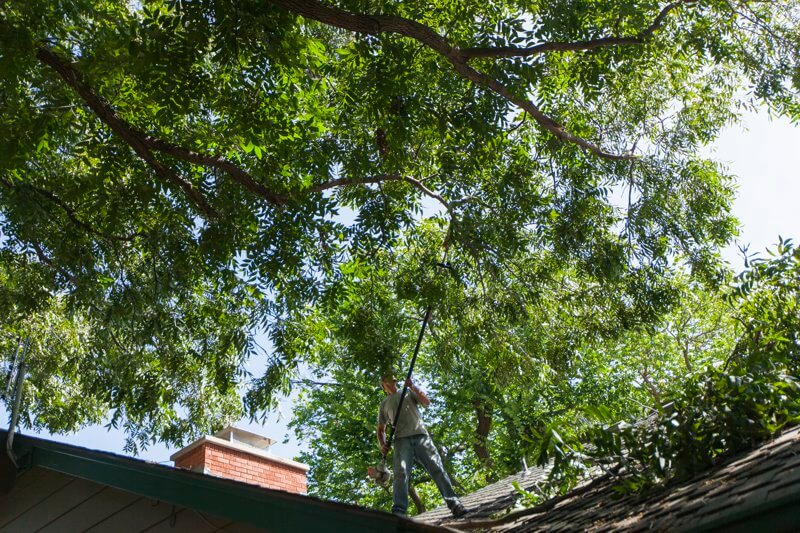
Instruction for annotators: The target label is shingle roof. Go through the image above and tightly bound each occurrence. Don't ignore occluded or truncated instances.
[419,425,800,532]
[416,461,553,523]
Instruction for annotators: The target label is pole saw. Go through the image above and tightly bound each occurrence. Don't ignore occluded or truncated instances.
[367,224,457,488]
[368,305,433,487]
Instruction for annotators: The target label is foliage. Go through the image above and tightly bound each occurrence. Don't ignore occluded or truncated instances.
[512,481,544,509]
[290,368,393,511]
[539,240,800,497]
[0,256,253,452]
[288,227,740,510]
[0,0,798,450]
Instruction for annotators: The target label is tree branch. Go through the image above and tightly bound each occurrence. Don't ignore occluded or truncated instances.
[142,136,287,205]
[37,47,438,210]
[307,174,451,210]
[1,178,138,242]
[290,378,341,387]
[461,36,645,60]
[408,482,426,514]
[28,239,79,285]
[36,47,219,219]
[640,367,662,403]
[266,0,634,160]
[461,1,686,59]
[473,398,494,470]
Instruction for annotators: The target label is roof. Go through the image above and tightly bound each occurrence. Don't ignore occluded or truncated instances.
[0,431,443,532]
[419,425,800,532]
[417,462,553,523]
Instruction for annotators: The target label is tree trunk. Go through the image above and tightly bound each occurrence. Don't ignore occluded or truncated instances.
[640,368,662,403]
[473,398,494,470]
[408,483,426,514]
[683,341,693,372]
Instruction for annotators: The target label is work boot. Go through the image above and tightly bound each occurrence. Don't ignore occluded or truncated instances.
[450,504,468,518]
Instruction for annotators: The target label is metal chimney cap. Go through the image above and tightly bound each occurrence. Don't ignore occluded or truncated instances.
[214,426,276,450]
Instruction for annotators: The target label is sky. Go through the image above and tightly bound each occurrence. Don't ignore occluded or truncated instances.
[707,109,800,269]
[6,107,800,466]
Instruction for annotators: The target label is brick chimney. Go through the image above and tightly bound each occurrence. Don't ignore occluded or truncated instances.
[171,426,309,494]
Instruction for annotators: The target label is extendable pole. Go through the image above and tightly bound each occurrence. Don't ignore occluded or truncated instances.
[385,305,432,453]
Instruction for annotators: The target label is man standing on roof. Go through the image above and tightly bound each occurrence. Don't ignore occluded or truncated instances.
[377,373,467,518]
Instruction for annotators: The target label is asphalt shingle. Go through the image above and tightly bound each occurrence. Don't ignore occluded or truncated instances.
[417,425,800,531]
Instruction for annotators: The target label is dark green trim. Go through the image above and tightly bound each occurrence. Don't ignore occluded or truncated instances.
[5,432,441,532]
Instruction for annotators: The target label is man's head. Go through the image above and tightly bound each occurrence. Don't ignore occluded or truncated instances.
[380,373,398,395]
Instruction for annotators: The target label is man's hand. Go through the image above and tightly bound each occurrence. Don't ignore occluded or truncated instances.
[377,424,389,456]
[406,379,431,407]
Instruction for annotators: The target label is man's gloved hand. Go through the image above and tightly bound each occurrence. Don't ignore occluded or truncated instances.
[404,378,413,388]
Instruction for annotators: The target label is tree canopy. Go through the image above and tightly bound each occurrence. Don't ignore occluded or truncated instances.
[289,249,740,511]
[1,0,799,456]
[291,239,800,514]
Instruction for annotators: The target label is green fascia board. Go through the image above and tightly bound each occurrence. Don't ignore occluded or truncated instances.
[4,432,442,533]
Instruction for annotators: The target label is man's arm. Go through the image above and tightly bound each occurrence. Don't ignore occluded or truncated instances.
[377,424,389,455]
[405,378,431,407]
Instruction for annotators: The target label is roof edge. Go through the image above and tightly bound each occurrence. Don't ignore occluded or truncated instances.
[686,484,800,532]
[3,431,440,532]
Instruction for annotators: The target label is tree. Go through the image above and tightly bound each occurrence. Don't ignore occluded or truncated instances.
[287,229,739,511]
[0,250,253,451]
[0,0,797,448]
[519,240,800,510]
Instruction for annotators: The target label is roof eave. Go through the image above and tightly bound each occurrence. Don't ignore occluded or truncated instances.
[5,432,440,532]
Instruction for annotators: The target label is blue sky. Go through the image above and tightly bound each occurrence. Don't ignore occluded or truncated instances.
[9,107,800,465]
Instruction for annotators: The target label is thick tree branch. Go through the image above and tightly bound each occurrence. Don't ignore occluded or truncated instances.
[473,398,494,469]
[36,47,219,219]
[142,136,287,205]
[461,1,686,59]
[266,0,634,160]
[37,47,438,209]
[408,483,426,514]
[36,45,491,212]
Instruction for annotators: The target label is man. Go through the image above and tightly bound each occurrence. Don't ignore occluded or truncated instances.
[376,374,467,517]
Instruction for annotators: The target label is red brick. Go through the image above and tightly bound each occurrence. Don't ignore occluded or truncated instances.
[174,440,306,494]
